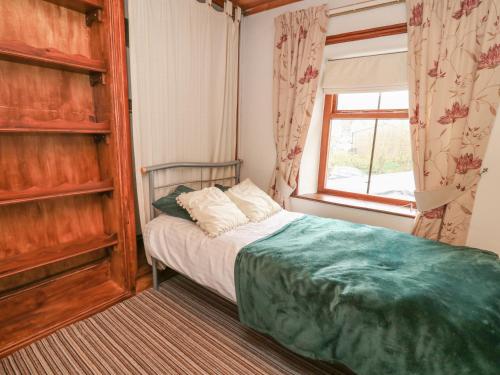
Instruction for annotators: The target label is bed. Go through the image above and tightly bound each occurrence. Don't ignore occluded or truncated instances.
[142,161,500,375]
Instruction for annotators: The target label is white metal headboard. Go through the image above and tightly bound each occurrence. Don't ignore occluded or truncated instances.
[141,160,242,220]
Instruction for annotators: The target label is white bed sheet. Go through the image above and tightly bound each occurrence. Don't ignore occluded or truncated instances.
[144,210,303,302]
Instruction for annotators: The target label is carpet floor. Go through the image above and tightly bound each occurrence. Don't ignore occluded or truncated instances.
[1,276,353,375]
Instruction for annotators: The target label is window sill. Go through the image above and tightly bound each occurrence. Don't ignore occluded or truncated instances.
[293,193,417,219]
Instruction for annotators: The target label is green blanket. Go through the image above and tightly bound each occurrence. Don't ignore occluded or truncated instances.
[235,215,500,375]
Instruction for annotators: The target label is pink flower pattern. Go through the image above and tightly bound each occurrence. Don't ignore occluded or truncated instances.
[428,60,446,78]
[453,0,482,20]
[271,5,328,207]
[410,104,420,125]
[423,206,445,219]
[477,44,500,70]
[298,26,307,40]
[276,34,287,50]
[437,102,469,124]
[298,65,319,85]
[408,0,500,245]
[409,3,423,26]
[454,154,482,174]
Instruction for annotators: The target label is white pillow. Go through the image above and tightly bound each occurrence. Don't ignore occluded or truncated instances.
[177,187,248,237]
[225,179,281,222]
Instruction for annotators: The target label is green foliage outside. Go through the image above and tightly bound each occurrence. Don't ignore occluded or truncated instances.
[328,121,413,176]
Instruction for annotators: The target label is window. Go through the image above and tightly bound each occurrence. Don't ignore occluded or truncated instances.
[318,91,415,208]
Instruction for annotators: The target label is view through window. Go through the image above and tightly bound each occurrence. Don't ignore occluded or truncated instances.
[319,91,415,206]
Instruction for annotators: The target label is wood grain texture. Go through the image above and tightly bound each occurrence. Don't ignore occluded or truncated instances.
[43,0,104,13]
[326,23,408,45]
[238,0,302,15]
[0,260,128,358]
[0,40,106,73]
[0,196,106,259]
[98,0,137,291]
[0,180,113,206]
[0,233,117,278]
[0,118,110,134]
[0,0,136,356]
[0,250,107,294]
[0,61,96,123]
[0,0,92,57]
[0,134,102,191]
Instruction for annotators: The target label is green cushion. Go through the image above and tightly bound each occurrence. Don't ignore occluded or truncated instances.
[215,184,231,192]
[152,185,195,222]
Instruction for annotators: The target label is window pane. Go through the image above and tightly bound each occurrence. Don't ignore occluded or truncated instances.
[337,93,380,110]
[325,119,375,194]
[369,119,415,201]
[379,90,409,109]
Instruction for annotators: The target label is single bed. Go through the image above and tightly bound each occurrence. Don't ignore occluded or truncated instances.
[141,161,500,375]
[144,210,303,301]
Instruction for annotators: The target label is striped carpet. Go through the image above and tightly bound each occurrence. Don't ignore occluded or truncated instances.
[1,276,353,374]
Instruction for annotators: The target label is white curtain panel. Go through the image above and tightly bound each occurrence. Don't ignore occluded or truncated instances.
[128,0,240,228]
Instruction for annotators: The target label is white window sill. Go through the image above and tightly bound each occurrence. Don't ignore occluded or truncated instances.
[293,193,417,219]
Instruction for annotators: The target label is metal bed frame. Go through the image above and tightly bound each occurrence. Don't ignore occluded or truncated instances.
[141,160,242,290]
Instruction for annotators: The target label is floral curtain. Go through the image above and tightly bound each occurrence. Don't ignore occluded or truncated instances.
[407,0,500,245]
[269,5,328,208]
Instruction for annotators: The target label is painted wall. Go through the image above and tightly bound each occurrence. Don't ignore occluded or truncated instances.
[238,0,500,254]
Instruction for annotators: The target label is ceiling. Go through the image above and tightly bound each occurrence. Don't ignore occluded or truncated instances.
[214,0,302,16]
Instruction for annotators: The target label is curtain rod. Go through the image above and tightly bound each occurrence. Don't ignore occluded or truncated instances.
[328,0,406,18]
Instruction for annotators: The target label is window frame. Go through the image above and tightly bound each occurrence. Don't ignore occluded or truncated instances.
[317,93,416,208]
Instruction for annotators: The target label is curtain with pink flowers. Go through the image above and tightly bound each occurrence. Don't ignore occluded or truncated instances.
[407,0,500,245]
[269,5,328,208]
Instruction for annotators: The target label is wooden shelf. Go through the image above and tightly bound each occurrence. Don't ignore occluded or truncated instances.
[0,180,114,206]
[0,234,118,279]
[43,0,104,13]
[0,40,106,74]
[0,260,128,357]
[0,119,110,134]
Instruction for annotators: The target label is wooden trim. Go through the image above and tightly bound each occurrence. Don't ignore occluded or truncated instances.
[43,0,104,13]
[294,193,416,219]
[106,0,138,293]
[332,110,409,119]
[317,188,415,208]
[0,260,129,357]
[0,119,110,134]
[326,23,407,45]
[244,0,302,16]
[317,95,335,194]
[0,41,106,74]
[0,180,114,206]
[317,94,415,208]
[0,234,118,279]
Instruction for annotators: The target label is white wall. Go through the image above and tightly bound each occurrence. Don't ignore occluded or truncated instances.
[239,0,500,254]
[467,114,500,253]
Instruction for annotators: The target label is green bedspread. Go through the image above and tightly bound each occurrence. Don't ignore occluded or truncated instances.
[234,215,500,375]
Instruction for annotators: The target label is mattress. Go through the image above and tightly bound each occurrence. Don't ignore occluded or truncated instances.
[144,210,303,302]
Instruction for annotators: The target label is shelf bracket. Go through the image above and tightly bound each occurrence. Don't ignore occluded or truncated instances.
[90,72,106,86]
[86,9,103,27]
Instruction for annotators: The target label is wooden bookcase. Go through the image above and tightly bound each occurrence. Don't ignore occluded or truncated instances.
[0,0,136,356]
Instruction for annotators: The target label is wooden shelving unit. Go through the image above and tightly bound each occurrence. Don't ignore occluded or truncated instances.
[0,0,136,357]
[0,234,118,278]
[0,119,110,134]
[0,260,126,355]
[43,0,103,13]
[0,180,114,206]
[0,41,106,74]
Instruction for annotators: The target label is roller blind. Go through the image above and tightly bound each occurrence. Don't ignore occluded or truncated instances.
[322,52,407,93]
